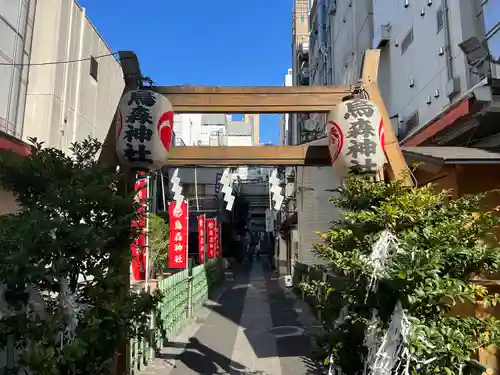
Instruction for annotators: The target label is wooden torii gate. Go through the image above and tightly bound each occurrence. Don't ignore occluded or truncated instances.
[104,49,413,375]
[101,49,411,185]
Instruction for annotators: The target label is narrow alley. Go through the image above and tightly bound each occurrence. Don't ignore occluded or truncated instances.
[139,261,323,375]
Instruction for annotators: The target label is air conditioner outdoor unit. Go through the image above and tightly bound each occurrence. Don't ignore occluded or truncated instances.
[373,24,391,49]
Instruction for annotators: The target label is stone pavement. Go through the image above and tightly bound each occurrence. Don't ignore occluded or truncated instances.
[139,261,325,375]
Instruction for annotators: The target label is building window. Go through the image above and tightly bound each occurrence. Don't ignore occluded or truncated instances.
[436,7,444,33]
[482,0,500,35]
[401,28,414,54]
[90,56,98,81]
[300,15,305,24]
[486,27,500,60]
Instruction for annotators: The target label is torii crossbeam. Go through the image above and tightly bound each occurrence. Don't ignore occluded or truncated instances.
[101,49,411,184]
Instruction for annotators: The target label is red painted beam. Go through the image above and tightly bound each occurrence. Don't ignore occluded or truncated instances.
[0,132,30,156]
[402,98,472,147]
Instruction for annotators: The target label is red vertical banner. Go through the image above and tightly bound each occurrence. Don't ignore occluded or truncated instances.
[197,215,206,264]
[215,223,221,257]
[206,218,216,259]
[168,201,188,269]
[131,174,148,281]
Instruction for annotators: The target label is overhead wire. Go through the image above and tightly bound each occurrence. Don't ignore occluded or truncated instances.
[0,52,118,66]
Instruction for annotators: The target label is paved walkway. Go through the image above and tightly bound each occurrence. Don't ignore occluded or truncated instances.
[140,261,324,375]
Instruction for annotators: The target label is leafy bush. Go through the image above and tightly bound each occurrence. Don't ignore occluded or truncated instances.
[0,138,160,375]
[149,214,169,276]
[302,176,500,375]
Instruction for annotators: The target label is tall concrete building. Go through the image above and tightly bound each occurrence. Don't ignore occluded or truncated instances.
[245,114,260,145]
[308,0,328,86]
[278,69,293,146]
[306,0,500,148]
[23,0,124,154]
[482,0,499,60]
[0,0,35,215]
[280,0,500,274]
[0,0,36,139]
[275,0,343,272]
[173,114,204,146]
[0,0,124,213]
[292,0,309,87]
[291,0,310,146]
[173,113,260,148]
[228,114,258,146]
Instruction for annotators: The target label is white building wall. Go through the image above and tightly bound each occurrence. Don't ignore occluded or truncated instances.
[0,0,36,139]
[227,133,253,181]
[375,0,483,137]
[293,0,494,269]
[296,166,343,265]
[173,115,229,147]
[201,125,227,146]
[328,0,373,85]
[23,0,123,154]
[279,69,293,146]
[314,0,487,137]
[173,113,203,146]
[227,135,252,146]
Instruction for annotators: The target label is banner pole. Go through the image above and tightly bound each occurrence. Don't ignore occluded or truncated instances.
[203,214,207,264]
[186,198,189,271]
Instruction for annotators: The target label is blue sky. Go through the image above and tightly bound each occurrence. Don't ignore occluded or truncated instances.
[79,0,294,144]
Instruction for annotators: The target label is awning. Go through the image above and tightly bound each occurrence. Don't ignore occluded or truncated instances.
[401,77,499,147]
[401,97,474,146]
[0,131,30,156]
[402,146,500,164]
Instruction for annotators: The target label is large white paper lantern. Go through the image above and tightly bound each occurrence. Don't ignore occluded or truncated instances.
[327,98,385,176]
[115,89,174,170]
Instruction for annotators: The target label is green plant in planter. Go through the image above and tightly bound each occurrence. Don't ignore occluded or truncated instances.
[149,214,169,276]
[302,176,500,375]
[0,138,160,375]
